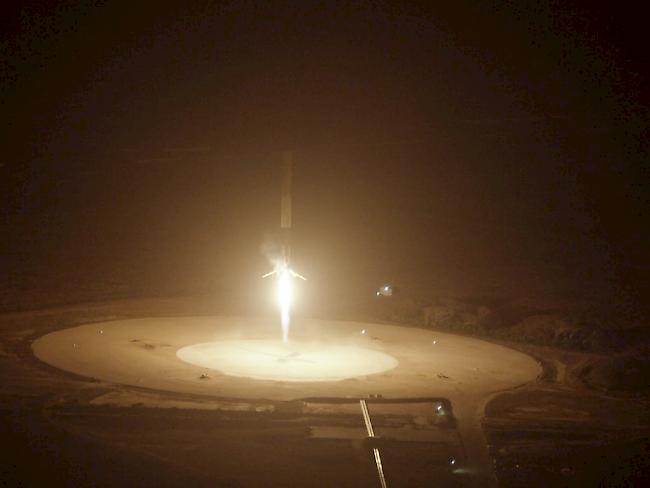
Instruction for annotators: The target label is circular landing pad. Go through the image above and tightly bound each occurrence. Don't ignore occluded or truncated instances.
[32,316,540,401]
[176,340,399,382]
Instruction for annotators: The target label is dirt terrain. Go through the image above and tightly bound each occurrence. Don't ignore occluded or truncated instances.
[483,343,650,486]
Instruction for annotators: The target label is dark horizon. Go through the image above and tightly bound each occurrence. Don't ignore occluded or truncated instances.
[1,2,647,318]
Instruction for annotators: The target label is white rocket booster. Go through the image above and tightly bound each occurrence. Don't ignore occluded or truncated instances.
[280,150,292,231]
[262,151,306,281]
[280,151,292,264]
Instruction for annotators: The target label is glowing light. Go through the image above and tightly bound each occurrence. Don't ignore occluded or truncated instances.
[376,284,393,297]
[265,260,306,343]
[278,265,292,343]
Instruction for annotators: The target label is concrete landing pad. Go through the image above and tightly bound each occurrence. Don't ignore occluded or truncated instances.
[176,339,399,382]
[32,316,539,401]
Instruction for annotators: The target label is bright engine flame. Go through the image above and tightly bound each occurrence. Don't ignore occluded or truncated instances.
[278,265,292,343]
[263,261,306,343]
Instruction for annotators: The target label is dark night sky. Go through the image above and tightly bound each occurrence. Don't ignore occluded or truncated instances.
[1,1,648,315]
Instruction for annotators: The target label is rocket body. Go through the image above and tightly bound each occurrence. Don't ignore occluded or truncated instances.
[263,150,305,343]
[280,150,292,230]
[280,151,292,264]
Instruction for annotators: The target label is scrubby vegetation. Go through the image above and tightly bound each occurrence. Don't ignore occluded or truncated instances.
[370,292,650,393]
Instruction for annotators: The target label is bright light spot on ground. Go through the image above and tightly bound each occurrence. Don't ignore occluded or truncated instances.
[176,340,399,382]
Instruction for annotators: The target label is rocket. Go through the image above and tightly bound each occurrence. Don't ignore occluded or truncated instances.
[263,151,306,281]
[280,150,293,264]
[263,150,305,343]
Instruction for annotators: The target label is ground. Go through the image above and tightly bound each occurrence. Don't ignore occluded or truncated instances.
[1,297,648,486]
